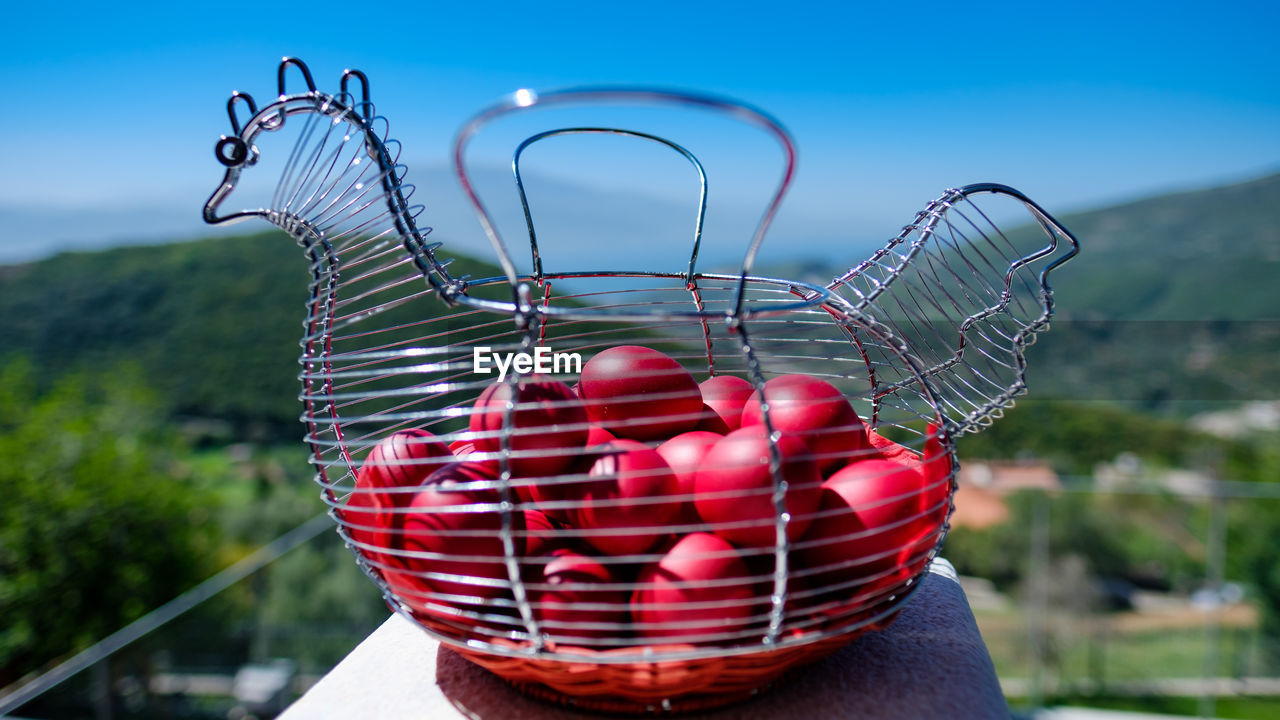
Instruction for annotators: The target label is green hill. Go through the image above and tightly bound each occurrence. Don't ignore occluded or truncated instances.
[0,231,509,441]
[1047,171,1280,321]
[754,171,1280,414]
[2,171,1277,439]
[1020,172,1280,413]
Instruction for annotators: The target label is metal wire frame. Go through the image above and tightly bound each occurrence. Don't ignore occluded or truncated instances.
[199,60,1076,671]
[827,183,1080,437]
[298,272,956,663]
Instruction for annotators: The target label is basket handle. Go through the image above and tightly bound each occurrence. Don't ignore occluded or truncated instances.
[512,127,709,285]
[452,87,797,312]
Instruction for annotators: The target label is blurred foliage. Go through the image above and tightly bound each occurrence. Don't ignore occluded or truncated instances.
[0,359,220,686]
[249,532,389,672]
[955,399,1278,481]
[1234,498,1280,664]
[946,490,1208,596]
[1031,173,1280,415]
[0,355,388,689]
[1035,694,1280,720]
[187,445,388,672]
[1019,319,1280,416]
[952,395,1280,638]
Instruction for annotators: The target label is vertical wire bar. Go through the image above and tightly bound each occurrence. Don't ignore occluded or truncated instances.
[1028,491,1051,711]
[733,317,788,647]
[1200,466,1227,719]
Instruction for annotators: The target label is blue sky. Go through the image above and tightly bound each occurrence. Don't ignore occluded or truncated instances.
[2,1,1278,266]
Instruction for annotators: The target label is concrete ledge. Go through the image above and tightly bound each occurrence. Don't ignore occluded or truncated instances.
[281,559,1008,719]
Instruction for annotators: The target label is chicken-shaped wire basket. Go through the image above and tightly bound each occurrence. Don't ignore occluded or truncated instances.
[204,59,1078,713]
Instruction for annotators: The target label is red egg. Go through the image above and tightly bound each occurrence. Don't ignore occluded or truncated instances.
[575,425,628,469]
[446,438,505,487]
[342,481,393,572]
[451,436,535,504]
[740,374,869,472]
[692,404,731,434]
[897,429,952,574]
[863,425,951,523]
[693,426,823,547]
[578,345,703,441]
[797,459,940,586]
[631,532,760,642]
[569,440,680,556]
[470,376,588,479]
[529,549,629,642]
[586,424,618,446]
[357,429,453,507]
[699,374,755,432]
[526,449,596,524]
[391,461,521,603]
[656,430,723,526]
[344,430,452,568]
[520,507,563,560]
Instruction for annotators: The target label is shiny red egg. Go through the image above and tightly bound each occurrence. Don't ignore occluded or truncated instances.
[693,426,823,547]
[345,429,452,569]
[391,461,520,603]
[357,429,453,507]
[692,403,732,434]
[470,376,588,479]
[577,346,703,441]
[797,459,940,585]
[529,549,629,642]
[656,430,723,526]
[740,374,869,472]
[569,440,680,557]
[631,532,760,643]
[699,374,755,432]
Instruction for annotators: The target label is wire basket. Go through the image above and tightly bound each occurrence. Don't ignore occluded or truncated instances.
[203,58,1078,712]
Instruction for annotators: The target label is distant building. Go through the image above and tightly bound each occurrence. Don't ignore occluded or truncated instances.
[1094,452,1214,496]
[1189,400,1280,439]
[949,460,1061,529]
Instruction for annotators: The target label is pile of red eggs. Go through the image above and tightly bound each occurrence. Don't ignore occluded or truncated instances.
[342,345,950,648]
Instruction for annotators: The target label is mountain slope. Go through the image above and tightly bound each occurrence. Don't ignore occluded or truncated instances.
[1046,171,1280,321]
[1011,172,1280,412]
[747,171,1280,413]
[0,231,508,439]
[2,171,1277,433]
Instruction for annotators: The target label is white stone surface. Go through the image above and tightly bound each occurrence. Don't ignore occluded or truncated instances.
[281,560,1008,719]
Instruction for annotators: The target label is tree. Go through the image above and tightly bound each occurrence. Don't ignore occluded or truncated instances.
[0,360,219,686]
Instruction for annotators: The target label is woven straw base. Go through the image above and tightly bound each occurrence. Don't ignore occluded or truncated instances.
[449,614,898,715]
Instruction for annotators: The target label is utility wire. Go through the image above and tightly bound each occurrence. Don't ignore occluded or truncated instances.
[0,512,333,715]
[1056,475,1280,499]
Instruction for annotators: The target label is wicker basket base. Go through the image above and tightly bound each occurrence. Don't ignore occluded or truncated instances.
[451,613,899,715]
[502,676,774,715]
